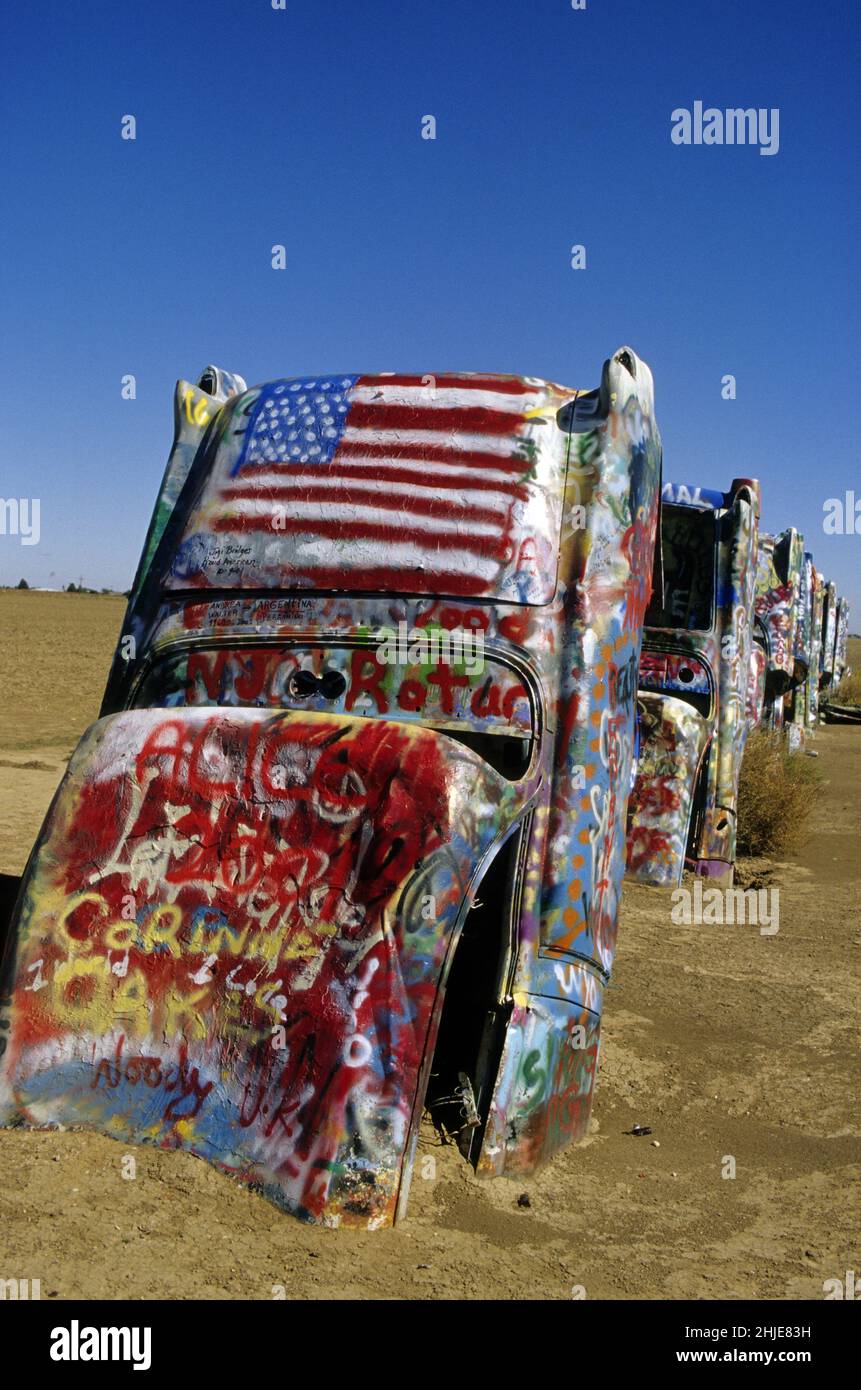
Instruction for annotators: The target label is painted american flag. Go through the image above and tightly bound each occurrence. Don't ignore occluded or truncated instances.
[170,372,566,601]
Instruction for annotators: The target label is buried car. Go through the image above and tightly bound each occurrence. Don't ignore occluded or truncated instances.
[0,348,661,1227]
[785,552,823,747]
[818,578,850,705]
[806,563,826,732]
[753,526,805,731]
[820,579,838,696]
[625,477,760,887]
[833,594,850,687]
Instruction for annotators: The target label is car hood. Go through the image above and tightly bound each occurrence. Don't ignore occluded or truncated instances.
[0,708,523,1226]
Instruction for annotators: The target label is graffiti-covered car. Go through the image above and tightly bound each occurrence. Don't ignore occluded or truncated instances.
[625,478,760,887]
[806,564,826,730]
[822,594,854,723]
[786,551,816,748]
[818,578,845,704]
[833,595,850,686]
[1,348,661,1227]
[785,553,826,743]
[753,527,804,731]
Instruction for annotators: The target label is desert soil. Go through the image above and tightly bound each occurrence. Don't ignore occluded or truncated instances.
[0,593,858,1300]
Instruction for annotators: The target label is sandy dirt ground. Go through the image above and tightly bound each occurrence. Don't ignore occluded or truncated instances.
[0,594,858,1300]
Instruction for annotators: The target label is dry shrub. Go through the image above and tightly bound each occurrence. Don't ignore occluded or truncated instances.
[736,731,823,858]
[833,670,861,706]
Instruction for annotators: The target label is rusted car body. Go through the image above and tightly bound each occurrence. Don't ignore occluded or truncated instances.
[626,478,760,887]
[0,348,661,1227]
[753,527,804,731]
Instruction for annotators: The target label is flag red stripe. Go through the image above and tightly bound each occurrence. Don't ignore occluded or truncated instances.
[271,566,492,597]
[220,487,512,529]
[212,514,511,559]
[344,403,524,434]
[229,461,530,497]
[354,374,538,395]
[332,440,530,472]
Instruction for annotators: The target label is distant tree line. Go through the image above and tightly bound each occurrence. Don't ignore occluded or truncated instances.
[2,579,128,595]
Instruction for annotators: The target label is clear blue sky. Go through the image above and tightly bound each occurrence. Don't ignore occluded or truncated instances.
[1,0,858,615]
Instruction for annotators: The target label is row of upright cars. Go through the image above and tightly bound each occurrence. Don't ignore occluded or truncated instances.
[626,478,850,888]
[0,347,850,1226]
